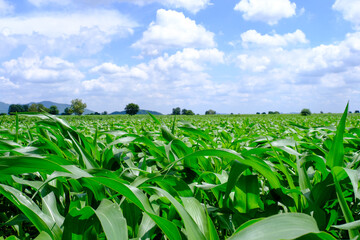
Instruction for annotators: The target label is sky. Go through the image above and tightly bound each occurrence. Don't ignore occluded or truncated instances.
[0,0,360,114]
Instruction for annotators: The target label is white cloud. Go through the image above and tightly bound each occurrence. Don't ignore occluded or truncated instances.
[82,48,230,110]
[0,9,137,57]
[27,0,72,7]
[73,0,211,14]
[333,0,360,28]
[233,30,360,93]
[241,29,308,47]
[236,54,270,72]
[28,0,211,14]
[0,0,13,15]
[132,9,215,55]
[0,10,136,38]
[320,73,346,88]
[2,56,84,83]
[234,0,296,25]
[0,76,18,88]
[157,0,212,14]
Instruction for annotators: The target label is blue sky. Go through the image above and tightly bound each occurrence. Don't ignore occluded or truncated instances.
[0,0,360,114]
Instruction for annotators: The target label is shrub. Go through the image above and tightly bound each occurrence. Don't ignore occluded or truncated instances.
[300,108,311,116]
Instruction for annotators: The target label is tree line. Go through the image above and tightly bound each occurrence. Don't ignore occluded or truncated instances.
[171,107,217,115]
[7,99,87,115]
[6,100,141,116]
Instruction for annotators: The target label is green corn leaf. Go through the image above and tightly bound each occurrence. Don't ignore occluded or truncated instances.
[343,168,360,200]
[228,213,320,240]
[326,103,348,168]
[137,212,157,239]
[0,184,62,240]
[295,232,337,240]
[0,155,70,175]
[233,174,263,213]
[62,206,98,239]
[85,177,182,240]
[225,160,248,200]
[94,199,128,240]
[149,187,206,240]
[41,191,65,228]
[148,112,161,125]
[332,167,359,239]
[206,211,219,240]
[180,149,281,189]
[182,197,209,238]
[333,220,360,230]
[34,232,52,240]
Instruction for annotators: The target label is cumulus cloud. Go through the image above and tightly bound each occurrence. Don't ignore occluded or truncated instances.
[70,0,211,14]
[82,48,230,110]
[241,29,308,47]
[0,9,137,57]
[0,76,18,88]
[28,0,211,14]
[236,55,270,72]
[333,0,360,29]
[0,10,136,37]
[234,0,296,25]
[2,56,84,83]
[132,9,215,55]
[0,0,13,15]
[233,31,360,93]
[126,0,212,14]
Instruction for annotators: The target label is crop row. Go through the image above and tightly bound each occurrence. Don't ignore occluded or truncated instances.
[0,106,360,239]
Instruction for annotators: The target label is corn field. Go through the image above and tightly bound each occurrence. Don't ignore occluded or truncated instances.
[1,104,360,239]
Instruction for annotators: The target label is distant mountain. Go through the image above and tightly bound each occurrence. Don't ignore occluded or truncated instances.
[0,102,9,114]
[0,101,94,114]
[111,109,163,115]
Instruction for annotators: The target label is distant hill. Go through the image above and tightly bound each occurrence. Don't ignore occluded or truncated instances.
[111,109,163,115]
[0,102,9,114]
[0,101,94,114]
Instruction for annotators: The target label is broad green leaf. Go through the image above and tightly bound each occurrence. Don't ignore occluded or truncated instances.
[343,168,360,200]
[233,174,263,213]
[326,103,348,168]
[228,213,320,240]
[42,191,65,228]
[0,184,62,240]
[34,232,52,240]
[225,160,248,200]
[296,232,337,240]
[62,206,98,239]
[332,167,359,239]
[0,155,70,175]
[150,187,206,240]
[180,149,281,189]
[85,177,182,240]
[182,197,209,238]
[94,199,128,240]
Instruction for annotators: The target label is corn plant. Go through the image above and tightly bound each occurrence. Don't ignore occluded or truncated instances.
[0,106,359,239]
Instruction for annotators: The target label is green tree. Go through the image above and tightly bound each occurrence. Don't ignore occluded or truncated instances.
[172,107,181,115]
[28,103,38,112]
[28,103,49,113]
[300,108,311,116]
[182,109,195,115]
[70,99,87,115]
[205,109,216,115]
[62,107,72,115]
[8,104,28,115]
[125,103,139,115]
[49,105,59,115]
